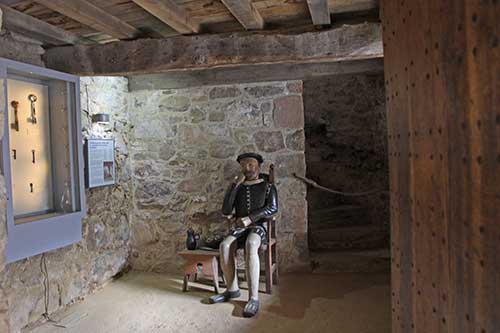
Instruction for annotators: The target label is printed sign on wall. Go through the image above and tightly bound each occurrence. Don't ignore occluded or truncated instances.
[85,139,115,188]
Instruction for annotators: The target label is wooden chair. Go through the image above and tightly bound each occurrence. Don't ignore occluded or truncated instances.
[229,216,278,294]
[262,216,279,294]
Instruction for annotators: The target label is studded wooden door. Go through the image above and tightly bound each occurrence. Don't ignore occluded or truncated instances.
[381,1,499,332]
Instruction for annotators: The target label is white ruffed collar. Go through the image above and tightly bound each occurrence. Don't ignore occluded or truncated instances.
[243,179,264,186]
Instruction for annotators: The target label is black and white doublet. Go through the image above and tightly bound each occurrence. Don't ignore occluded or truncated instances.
[222,176,278,245]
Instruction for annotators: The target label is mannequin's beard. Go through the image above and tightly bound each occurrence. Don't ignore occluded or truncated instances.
[244,171,259,180]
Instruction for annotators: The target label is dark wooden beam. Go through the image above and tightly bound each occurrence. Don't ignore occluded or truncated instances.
[0,4,83,45]
[131,0,199,34]
[220,0,264,30]
[44,22,382,76]
[128,58,383,90]
[307,0,331,25]
[330,0,378,14]
[33,0,140,40]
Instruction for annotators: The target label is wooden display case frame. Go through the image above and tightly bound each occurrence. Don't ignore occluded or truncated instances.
[0,58,86,263]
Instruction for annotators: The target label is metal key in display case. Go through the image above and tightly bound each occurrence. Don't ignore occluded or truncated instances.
[10,100,19,131]
[28,94,37,124]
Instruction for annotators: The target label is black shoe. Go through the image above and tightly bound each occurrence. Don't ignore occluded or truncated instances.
[208,290,241,304]
[242,299,259,318]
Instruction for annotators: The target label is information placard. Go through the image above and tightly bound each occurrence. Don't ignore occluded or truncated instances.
[85,139,115,188]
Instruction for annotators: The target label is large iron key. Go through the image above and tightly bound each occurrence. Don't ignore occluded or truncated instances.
[28,94,37,124]
[10,100,19,131]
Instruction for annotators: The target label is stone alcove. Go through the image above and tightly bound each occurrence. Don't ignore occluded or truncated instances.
[303,73,390,271]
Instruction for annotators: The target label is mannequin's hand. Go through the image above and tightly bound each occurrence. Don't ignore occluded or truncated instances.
[236,217,252,228]
[234,174,246,185]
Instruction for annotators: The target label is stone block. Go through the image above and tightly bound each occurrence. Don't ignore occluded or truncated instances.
[200,123,230,138]
[244,85,284,98]
[254,131,285,152]
[134,163,160,179]
[136,180,173,202]
[273,95,304,128]
[238,144,257,154]
[280,202,308,233]
[208,111,225,122]
[133,151,157,161]
[133,121,177,139]
[177,124,205,145]
[177,176,206,193]
[209,139,238,159]
[287,81,303,94]
[275,153,306,177]
[285,129,305,151]
[209,86,240,99]
[0,288,10,333]
[190,106,206,123]
[167,193,192,212]
[226,100,262,127]
[223,160,241,180]
[159,145,176,161]
[231,128,254,145]
[176,149,208,160]
[260,101,273,127]
[158,95,190,112]
[192,95,208,103]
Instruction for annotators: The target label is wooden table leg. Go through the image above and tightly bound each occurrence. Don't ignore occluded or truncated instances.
[183,274,189,292]
[211,257,220,294]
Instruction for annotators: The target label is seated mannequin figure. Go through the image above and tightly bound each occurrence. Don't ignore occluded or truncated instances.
[209,152,278,318]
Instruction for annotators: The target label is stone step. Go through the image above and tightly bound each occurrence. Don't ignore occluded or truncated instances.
[309,205,371,229]
[309,226,388,251]
[310,248,391,273]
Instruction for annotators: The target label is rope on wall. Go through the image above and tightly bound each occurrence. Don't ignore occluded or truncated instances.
[293,173,388,196]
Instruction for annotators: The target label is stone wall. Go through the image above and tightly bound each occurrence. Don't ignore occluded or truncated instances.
[0,30,44,332]
[129,81,309,273]
[0,77,133,332]
[0,32,45,67]
[303,73,389,251]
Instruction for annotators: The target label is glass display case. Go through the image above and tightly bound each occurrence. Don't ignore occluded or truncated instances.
[0,58,85,262]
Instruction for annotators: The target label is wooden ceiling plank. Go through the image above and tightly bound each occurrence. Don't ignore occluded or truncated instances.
[0,4,83,45]
[131,0,199,34]
[220,0,264,30]
[33,0,140,39]
[306,0,331,25]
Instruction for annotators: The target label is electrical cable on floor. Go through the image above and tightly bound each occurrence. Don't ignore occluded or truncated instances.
[40,254,66,329]
[293,173,388,196]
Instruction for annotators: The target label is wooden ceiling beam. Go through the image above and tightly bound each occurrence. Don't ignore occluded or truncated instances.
[128,58,384,90]
[131,0,199,34]
[220,0,264,30]
[43,23,383,76]
[307,0,331,25]
[0,4,83,45]
[33,0,140,40]
[329,0,378,14]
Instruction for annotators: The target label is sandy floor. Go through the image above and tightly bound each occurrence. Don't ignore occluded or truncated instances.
[28,271,390,333]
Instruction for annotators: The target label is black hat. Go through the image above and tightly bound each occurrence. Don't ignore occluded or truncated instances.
[237,152,264,164]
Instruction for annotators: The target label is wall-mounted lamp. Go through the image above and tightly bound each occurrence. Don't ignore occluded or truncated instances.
[92,113,110,125]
